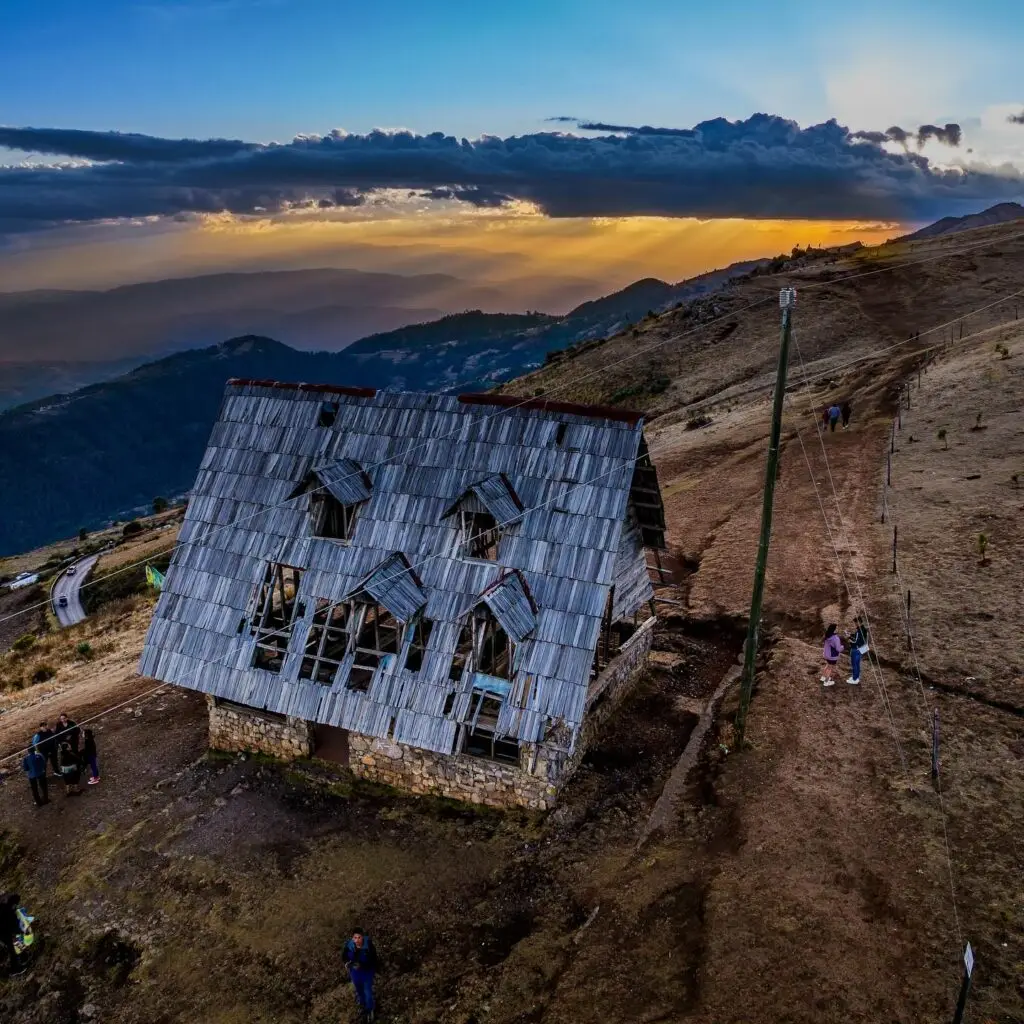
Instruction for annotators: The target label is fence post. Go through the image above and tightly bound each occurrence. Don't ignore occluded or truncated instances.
[892,525,898,574]
[931,709,940,782]
[952,944,974,1024]
[887,451,892,487]
[891,420,896,454]
[906,588,912,649]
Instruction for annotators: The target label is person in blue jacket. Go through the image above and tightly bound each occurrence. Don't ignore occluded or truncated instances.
[22,746,49,807]
[342,927,380,1022]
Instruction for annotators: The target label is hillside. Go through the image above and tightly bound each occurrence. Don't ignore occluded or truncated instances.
[0,260,760,554]
[0,221,1021,1024]
[902,200,1024,241]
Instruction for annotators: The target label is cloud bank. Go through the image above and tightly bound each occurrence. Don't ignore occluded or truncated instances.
[1,113,1021,236]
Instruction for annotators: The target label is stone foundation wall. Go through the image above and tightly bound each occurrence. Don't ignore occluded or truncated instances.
[348,734,556,810]
[208,696,313,760]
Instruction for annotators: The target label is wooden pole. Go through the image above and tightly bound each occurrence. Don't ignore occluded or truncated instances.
[892,526,898,574]
[906,588,912,649]
[887,451,891,487]
[735,288,795,745]
[931,709,940,782]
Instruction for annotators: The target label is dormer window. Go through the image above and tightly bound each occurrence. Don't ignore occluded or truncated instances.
[289,457,372,544]
[462,509,500,560]
[313,493,360,541]
[443,473,524,562]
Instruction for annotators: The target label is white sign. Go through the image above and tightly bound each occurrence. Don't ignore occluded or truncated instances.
[964,943,974,978]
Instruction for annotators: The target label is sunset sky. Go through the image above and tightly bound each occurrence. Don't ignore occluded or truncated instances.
[2,0,1023,306]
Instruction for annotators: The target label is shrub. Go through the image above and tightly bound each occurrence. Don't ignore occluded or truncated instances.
[1013,473,1020,489]
[122,520,144,537]
[995,343,1010,359]
[76,641,94,660]
[31,664,56,685]
[977,533,989,562]
[685,413,713,430]
[78,527,89,541]
[153,496,169,514]
[10,633,36,653]
[937,428,948,450]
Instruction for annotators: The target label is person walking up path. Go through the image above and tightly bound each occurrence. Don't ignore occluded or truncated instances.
[841,401,852,429]
[821,624,844,686]
[828,404,841,432]
[343,928,380,1022]
[21,747,49,807]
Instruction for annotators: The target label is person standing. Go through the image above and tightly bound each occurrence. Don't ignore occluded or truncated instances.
[58,742,82,796]
[846,617,869,685]
[83,729,100,785]
[21,746,48,807]
[32,722,59,778]
[343,928,380,1022]
[821,407,830,431]
[56,712,80,755]
[841,401,852,429]
[828,404,841,432]
[0,892,25,977]
[821,624,844,686]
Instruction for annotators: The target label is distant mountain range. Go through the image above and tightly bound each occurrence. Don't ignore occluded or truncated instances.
[902,201,1024,242]
[0,259,762,554]
[0,265,602,406]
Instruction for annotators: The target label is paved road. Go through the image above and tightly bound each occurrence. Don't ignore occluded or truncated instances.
[52,554,99,627]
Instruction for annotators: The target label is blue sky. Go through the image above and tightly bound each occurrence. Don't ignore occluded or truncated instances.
[2,0,1020,142]
[1,0,1022,296]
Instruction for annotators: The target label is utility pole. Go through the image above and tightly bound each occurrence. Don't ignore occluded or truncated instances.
[735,288,795,745]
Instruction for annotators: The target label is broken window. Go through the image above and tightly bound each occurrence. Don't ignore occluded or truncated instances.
[449,607,515,683]
[299,598,352,685]
[460,690,521,765]
[317,401,339,428]
[250,563,304,673]
[312,492,361,542]
[348,601,402,692]
[404,616,434,674]
[461,509,500,560]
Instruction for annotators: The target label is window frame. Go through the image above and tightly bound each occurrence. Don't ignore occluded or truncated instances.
[249,563,304,673]
[311,492,362,543]
[460,508,501,561]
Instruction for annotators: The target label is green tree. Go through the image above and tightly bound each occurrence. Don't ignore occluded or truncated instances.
[122,520,144,537]
[78,527,89,542]
[152,496,169,514]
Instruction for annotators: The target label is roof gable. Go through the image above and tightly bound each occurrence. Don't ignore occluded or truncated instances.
[474,570,537,643]
[350,552,426,622]
[442,472,525,526]
[288,458,372,506]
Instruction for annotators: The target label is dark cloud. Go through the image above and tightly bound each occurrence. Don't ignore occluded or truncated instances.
[0,126,256,162]
[1008,110,1024,125]
[0,114,1020,234]
[917,123,962,148]
[575,121,698,138]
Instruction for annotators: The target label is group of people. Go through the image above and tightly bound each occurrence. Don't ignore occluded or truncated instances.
[821,618,870,686]
[821,401,853,432]
[21,712,100,806]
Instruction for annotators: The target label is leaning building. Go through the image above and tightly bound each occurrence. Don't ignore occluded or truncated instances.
[139,380,665,809]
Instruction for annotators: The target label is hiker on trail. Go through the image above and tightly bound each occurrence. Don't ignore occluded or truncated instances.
[841,401,852,429]
[343,927,380,1022]
[22,746,49,807]
[821,406,830,430]
[828,404,841,432]
[846,617,870,686]
[57,712,80,755]
[58,742,82,796]
[83,729,100,785]
[32,722,59,778]
[0,892,25,976]
[821,624,844,686]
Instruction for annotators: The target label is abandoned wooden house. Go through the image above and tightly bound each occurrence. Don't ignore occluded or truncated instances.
[139,380,666,809]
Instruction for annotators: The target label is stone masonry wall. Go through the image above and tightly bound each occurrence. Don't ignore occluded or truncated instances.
[207,696,313,760]
[348,618,656,810]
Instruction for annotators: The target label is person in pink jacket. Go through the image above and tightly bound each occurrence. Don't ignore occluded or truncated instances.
[821,624,844,686]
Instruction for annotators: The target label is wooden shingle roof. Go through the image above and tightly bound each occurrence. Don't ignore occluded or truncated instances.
[139,381,661,754]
